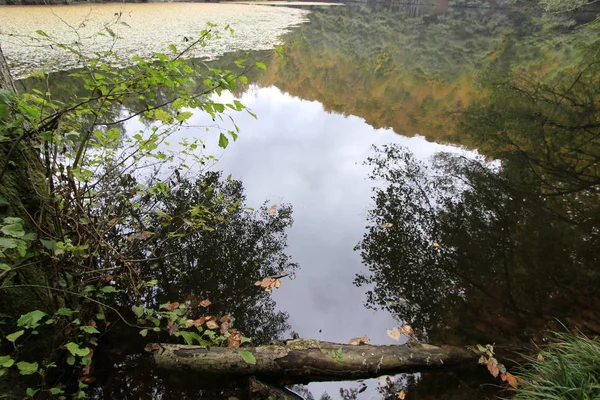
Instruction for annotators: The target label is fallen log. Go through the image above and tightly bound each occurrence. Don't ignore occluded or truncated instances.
[148,339,477,383]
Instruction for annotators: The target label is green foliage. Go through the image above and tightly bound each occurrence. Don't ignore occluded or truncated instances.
[0,19,281,398]
[513,332,600,399]
[238,349,256,365]
[330,347,344,363]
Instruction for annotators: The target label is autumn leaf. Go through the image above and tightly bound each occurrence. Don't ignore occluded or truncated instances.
[206,320,219,330]
[537,353,545,361]
[379,223,393,228]
[487,358,500,378]
[505,372,518,389]
[199,299,211,307]
[184,319,194,328]
[387,327,401,341]
[349,335,369,345]
[220,315,231,323]
[433,242,441,248]
[398,390,406,399]
[165,302,180,311]
[227,330,243,348]
[399,324,414,336]
[220,321,230,335]
[268,204,277,216]
[107,218,118,227]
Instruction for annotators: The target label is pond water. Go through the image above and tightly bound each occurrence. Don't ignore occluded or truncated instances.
[3,1,600,399]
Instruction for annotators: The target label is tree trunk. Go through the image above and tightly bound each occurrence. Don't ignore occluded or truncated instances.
[0,44,16,93]
[149,339,477,384]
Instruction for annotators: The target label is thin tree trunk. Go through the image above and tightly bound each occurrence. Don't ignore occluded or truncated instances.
[0,44,16,93]
[150,339,477,384]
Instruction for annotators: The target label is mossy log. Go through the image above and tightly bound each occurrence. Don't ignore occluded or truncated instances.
[149,339,477,383]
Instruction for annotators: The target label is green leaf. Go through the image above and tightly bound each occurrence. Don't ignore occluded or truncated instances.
[26,387,39,397]
[0,263,11,271]
[6,330,24,342]
[65,342,90,357]
[79,325,100,334]
[55,307,77,317]
[101,285,118,293]
[40,239,58,251]
[0,237,18,250]
[255,61,267,71]
[17,310,47,329]
[66,356,75,366]
[0,356,14,367]
[35,29,50,38]
[238,75,248,85]
[238,350,256,365]
[132,304,144,318]
[218,133,229,149]
[50,388,63,395]
[139,329,148,337]
[16,361,38,375]
[179,331,202,346]
[1,223,25,238]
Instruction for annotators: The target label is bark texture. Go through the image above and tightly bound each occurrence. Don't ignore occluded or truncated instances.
[0,44,16,93]
[150,339,477,383]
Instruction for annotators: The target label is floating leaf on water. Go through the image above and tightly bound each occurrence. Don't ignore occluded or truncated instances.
[387,327,401,341]
[268,204,277,216]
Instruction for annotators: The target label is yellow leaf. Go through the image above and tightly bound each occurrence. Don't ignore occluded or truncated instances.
[387,327,401,341]
[399,324,414,336]
[398,390,406,399]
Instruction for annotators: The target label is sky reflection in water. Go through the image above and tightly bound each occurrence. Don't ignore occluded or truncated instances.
[128,85,478,398]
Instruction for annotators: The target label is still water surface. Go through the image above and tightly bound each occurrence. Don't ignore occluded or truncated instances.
[4,1,600,398]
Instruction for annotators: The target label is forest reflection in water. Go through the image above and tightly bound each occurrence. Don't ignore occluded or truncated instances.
[10,0,600,398]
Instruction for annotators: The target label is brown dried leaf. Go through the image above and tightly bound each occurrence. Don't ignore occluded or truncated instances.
[184,319,194,329]
[227,330,243,348]
[349,335,369,345]
[487,358,500,378]
[89,321,96,327]
[199,299,211,307]
[433,242,441,248]
[506,372,518,389]
[399,324,414,336]
[500,373,507,382]
[107,218,118,227]
[398,390,406,399]
[268,204,277,216]
[220,315,231,323]
[228,398,240,400]
[195,316,207,326]
[220,321,230,335]
[379,223,393,228]
[274,279,281,288]
[537,353,545,361]
[205,316,216,322]
[387,327,401,341]
[206,320,219,330]
[166,302,180,311]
